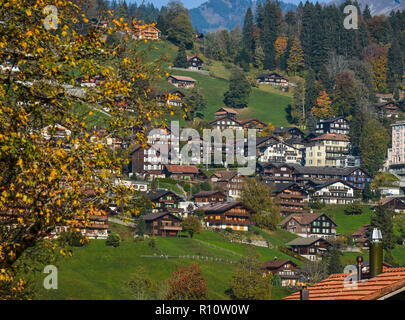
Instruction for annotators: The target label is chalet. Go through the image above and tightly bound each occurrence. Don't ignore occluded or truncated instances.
[143,211,182,237]
[199,201,253,231]
[305,179,357,205]
[163,164,205,181]
[130,143,166,179]
[305,133,351,167]
[315,116,350,135]
[41,124,71,141]
[209,115,243,131]
[273,127,305,141]
[215,108,238,119]
[187,56,203,70]
[156,90,184,107]
[257,72,289,87]
[335,155,361,168]
[192,190,226,206]
[376,196,405,213]
[131,23,160,40]
[273,183,308,217]
[239,119,266,132]
[375,101,400,118]
[131,181,149,193]
[283,266,405,300]
[261,259,299,287]
[258,139,303,164]
[288,164,372,190]
[71,214,109,239]
[352,224,370,248]
[147,189,183,212]
[279,212,337,238]
[286,237,331,261]
[210,170,245,199]
[257,162,294,184]
[167,75,196,88]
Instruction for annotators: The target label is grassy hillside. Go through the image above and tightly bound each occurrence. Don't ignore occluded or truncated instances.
[35,229,301,300]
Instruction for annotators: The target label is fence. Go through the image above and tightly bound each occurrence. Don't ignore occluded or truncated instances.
[140,254,239,264]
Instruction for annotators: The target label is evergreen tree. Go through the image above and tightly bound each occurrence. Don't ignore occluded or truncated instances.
[242,7,255,65]
[387,39,403,91]
[184,87,207,120]
[327,247,343,275]
[173,45,188,68]
[259,0,280,70]
[223,68,252,109]
[304,69,318,117]
[363,182,373,202]
[371,205,395,250]
[363,5,372,20]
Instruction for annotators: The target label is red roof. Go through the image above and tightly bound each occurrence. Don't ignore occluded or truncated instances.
[168,75,196,82]
[311,133,350,142]
[283,268,405,300]
[164,164,199,174]
[215,107,238,115]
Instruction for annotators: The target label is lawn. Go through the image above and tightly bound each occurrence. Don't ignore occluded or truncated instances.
[314,204,373,234]
[34,229,298,300]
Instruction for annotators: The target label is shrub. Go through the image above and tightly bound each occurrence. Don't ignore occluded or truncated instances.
[271,273,282,286]
[59,230,89,247]
[148,236,157,248]
[106,233,121,247]
[344,202,363,215]
[309,199,325,209]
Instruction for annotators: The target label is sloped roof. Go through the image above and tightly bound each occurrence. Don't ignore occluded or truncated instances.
[215,107,238,115]
[168,75,196,82]
[311,133,350,142]
[280,212,336,227]
[262,259,297,269]
[286,236,330,247]
[210,170,238,181]
[192,190,225,198]
[283,267,405,300]
[143,211,182,222]
[164,164,199,174]
[199,201,250,214]
[147,189,181,201]
[352,224,370,237]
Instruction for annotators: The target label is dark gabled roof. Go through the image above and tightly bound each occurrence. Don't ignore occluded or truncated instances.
[192,190,226,199]
[156,89,185,97]
[257,72,288,80]
[209,115,243,125]
[147,189,181,201]
[317,116,348,124]
[210,170,239,181]
[274,183,307,194]
[286,236,330,247]
[306,179,357,191]
[167,75,196,82]
[273,126,304,136]
[288,164,371,177]
[280,212,337,227]
[143,211,182,222]
[199,201,251,214]
[262,259,297,270]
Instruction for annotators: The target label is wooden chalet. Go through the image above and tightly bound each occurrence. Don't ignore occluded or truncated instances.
[375,101,400,118]
[167,75,196,88]
[209,115,243,131]
[273,183,308,216]
[238,119,266,131]
[163,164,205,181]
[215,107,238,119]
[156,90,184,107]
[272,127,305,140]
[70,214,109,239]
[279,212,337,238]
[131,23,160,40]
[192,190,226,206]
[286,237,331,261]
[147,189,183,212]
[210,170,245,199]
[305,179,357,205]
[261,259,299,287]
[187,56,203,70]
[352,224,370,248]
[257,72,289,87]
[376,196,405,213]
[200,201,253,231]
[258,162,295,184]
[315,116,350,135]
[143,211,182,237]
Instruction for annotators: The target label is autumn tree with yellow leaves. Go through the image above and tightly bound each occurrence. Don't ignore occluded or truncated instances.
[0,0,172,299]
[312,90,334,119]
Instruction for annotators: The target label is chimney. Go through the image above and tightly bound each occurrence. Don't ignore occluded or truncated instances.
[356,256,363,281]
[369,228,383,278]
[300,286,309,300]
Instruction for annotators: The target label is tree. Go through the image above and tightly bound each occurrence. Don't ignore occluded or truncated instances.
[327,247,343,275]
[136,217,146,236]
[241,7,255,66]
[359,118,390,174]
[363,182,373,202]
[344,202,363,215]
[275,34,288,69]
[260,122,275,137]
[166,264,208,300]
[223,68,252,109]
[371,205,395,250]
[240,178,280,230]
[229,249,272,300]
[271,273,282,286]
[126,267,167,299]
[387,39,403,91]
[173,45,188,68]
[183,87,207,120]
[181,216,201,238]
[287,35,304,75]
[106,233,121,247]
[0,0,167,299]
[313,90,334,118]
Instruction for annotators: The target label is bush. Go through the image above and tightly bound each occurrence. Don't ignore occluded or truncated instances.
[309,199,325,209]
[271,273,282,286]
[344,202,363,215]
[106,233,121,247]
[59,230,89,247]
[148,237,157,248]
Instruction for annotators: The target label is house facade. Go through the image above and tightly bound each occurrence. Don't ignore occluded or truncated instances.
[258,140,303,164]
[214,107,238,119]
[209,116,243,131]
[286,237,331,261]
[147,189,183,212]
[167,75,196,88]
[131,23,160,40]
[210,171,245,199]
[261,259,299,287]
[143,211,182,237]
[200,201,253,231]
[279,212,337,238]
[192,190,226,206]
[257,73,289,87]
[273,183,308,217]
[163,164,204,181]
[315,116,350,135]
[306,180,356,205]
[187,56,203,70]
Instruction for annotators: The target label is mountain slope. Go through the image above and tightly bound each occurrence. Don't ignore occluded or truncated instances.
[329,0,405,16]
[190,0,297,33]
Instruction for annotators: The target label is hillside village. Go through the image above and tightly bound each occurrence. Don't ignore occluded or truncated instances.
[2,0,405,302]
